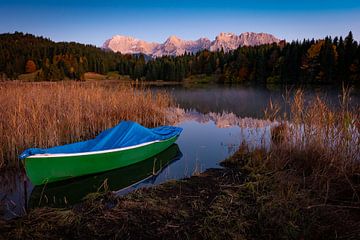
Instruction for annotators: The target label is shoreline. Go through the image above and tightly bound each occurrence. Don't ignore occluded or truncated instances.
[2,144,359,239]
[1,156,247,239]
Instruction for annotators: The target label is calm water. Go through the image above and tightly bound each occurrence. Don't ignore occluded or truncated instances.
[1,83,359,219]
[156,83,360,118]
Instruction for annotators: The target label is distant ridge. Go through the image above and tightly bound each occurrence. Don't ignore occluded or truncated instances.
[103,32,280,57]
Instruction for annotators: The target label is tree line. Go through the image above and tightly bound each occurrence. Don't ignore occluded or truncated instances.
[0,32,137,81]
[0,31,359,84]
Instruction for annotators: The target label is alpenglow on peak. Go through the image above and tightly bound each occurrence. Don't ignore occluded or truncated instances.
[103,32,281,57]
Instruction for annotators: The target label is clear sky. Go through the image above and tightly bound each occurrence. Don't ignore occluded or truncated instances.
[1,0,359,46]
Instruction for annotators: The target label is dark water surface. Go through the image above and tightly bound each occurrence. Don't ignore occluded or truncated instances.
[1,83,359,219]
[154,84,360,118]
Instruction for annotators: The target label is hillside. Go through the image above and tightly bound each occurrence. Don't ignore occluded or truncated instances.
[0,32,137,80]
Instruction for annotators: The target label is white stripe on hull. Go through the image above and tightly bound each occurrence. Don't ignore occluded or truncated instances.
[27,139,164,159]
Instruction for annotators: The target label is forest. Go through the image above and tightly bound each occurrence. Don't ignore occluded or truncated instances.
[0,31,359,84]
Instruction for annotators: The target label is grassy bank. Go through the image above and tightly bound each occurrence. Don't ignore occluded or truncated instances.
[0,81,172,170]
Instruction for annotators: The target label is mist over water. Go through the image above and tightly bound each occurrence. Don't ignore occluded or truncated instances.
[157,84,360,118]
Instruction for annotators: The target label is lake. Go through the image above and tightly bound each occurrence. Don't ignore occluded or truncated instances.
[1,83,359,219]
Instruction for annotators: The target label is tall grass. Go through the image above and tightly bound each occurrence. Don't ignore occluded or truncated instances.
[225,87,360,238]
[0,82,172,170]
[271,88,360,200]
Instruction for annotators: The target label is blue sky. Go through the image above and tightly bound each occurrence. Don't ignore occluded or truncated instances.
[0,0,359,46]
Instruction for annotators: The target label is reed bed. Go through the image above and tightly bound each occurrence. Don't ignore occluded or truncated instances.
[0,81,172,170]
[269,88,360,199]
[222,88,360,238]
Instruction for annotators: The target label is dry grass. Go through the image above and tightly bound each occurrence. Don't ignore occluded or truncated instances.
[221,87,360,238]
[83,72,132,81]
[0,81,172,170]
[269,88,360,203]
[83,72,108,81]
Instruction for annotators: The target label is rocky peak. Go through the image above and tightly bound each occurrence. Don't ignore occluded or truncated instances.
[103,32,281,57]
[165,35,182,44]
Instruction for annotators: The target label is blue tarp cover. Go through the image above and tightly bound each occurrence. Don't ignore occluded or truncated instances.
[19,121,182,159]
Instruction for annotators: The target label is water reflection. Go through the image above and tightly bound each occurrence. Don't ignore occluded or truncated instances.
[122,114,272,196]
[0,111,274,218]
[28,113,272,209]
[157,84,360,118]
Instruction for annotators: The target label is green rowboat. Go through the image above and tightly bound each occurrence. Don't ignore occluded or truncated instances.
[24,135,179,185]
[29,144,181,208]
[20,121,182,185]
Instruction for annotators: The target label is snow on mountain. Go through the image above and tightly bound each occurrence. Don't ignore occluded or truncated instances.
[103,32,280,57]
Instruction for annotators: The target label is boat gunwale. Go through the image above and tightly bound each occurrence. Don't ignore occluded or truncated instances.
[26,136,178,159]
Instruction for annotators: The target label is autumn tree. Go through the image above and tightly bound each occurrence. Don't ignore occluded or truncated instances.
[25,60,36,73]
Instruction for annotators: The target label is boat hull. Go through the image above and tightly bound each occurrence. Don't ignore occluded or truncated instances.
[29,144,181,208]
[24,135,179,185]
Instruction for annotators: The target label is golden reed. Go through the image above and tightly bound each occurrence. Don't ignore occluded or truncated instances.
[0,81,172,169]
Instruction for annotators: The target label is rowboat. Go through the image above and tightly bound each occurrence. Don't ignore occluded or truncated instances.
[29,144,182,208]
[20,121,182,185]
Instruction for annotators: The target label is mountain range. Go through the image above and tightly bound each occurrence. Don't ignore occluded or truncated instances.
[103,32,280,57]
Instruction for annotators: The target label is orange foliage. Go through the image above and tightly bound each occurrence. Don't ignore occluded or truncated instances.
[307,40,338,61]
[25,60,36,73]
[307,40,325,59]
